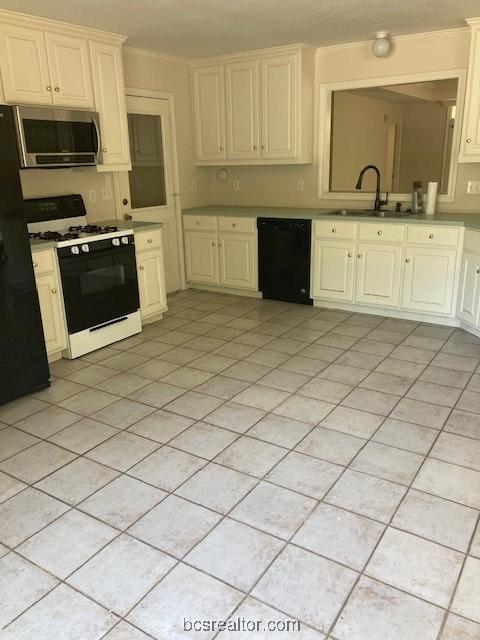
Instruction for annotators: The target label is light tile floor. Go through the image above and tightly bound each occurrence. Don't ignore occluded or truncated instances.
[1,288,480,639]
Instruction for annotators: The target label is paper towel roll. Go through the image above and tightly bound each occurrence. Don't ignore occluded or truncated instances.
[426,182,438,216]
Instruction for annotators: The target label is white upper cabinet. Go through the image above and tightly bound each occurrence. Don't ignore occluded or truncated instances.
[192,65,226,161]
[191,45,314,165]
[0,24,94,108]
[0,24,52,104]
[460,19,480,162]
[45,32,93,108]
[90,40,131,169]
[261,53,297,160]
[225,59,260,160]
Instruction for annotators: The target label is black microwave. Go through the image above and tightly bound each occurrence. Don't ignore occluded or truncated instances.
[13,105,100,168]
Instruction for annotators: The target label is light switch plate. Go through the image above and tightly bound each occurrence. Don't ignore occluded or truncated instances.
[233,179,240,191]
[467,181,480,194]
[296,179,304,192]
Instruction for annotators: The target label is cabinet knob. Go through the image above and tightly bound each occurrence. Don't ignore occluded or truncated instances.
[219,146,224,151]
[428,234,434,239]
[467,138,472,143]
[332,228,336,233]
[102,148,107,153]
[357,254,362,258]
[232,223,236,228]
[253,145,257,150]
[147,238,153,244]
[33,261,38,268]
[51,288,57,294]
[195,221,200,225]
[218,242,222,247]
[261,144,265,150]
[46,85,52,91]
[211,242,215,247]
[54,86,60,92]
[405,258,411,263]
[347,253,353,258]
[377,230,382,236]
[476,269,480,275]
[122,198,128,206]
[139,265,145,271]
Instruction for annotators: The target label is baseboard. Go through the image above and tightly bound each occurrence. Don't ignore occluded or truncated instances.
[187,283,262,298]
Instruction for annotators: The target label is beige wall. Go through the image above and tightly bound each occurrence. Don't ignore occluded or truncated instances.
[20,169,117,221]
[122,47,212,209]
[330,92,404,192]
[211,28,480,214]
[398,101,449,192]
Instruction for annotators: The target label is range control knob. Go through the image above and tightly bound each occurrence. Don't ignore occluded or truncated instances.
[71,246,80,255]
[112,238,121,247]
[121,236,129,245]
[81,244,90,253]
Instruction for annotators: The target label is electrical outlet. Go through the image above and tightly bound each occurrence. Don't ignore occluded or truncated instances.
[191,181,197,192]
[233,179,240,191]
[296,179,304,192]
[88,189,97,203]
[467,181,480,195]
[100,187,112,201]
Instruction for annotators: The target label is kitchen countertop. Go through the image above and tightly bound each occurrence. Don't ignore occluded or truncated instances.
[29,219,162,251]
[183,205,480,229]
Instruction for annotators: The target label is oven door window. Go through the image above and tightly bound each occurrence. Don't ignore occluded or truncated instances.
[59,246,139,334]
[80,264,126,296]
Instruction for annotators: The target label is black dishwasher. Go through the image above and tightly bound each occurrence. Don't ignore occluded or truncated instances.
[257,218,312,305]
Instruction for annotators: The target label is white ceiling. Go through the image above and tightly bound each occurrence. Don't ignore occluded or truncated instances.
[0,0,478,58]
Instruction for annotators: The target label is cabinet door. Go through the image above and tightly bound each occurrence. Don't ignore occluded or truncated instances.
[355,243,403,307]
[225,60,260,160]
[192,65,226,161]
[402,247,457,315]
[460,26,480,161]
[0,24,52,104]
[45,33,94,108]
[137,249,167,319]
[35,273,66,354]
[261,53,298,159]
[219,233,257,289]
[90,41,130,167]
[185,232,219,284]
[311,240,355,301]
[457,252,480,326]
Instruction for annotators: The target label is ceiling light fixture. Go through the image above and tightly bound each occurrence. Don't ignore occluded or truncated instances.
[372,31,391,57]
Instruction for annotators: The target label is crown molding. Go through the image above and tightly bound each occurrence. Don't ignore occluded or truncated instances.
[0,8,126,44]
[123,46,189,65]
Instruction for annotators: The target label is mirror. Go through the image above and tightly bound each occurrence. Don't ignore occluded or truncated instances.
[328,78,458,196]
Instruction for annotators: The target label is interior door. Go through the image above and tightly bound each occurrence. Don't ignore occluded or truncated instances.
[117,95,181,293]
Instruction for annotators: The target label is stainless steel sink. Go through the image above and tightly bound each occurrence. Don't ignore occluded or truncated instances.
[328,209,415,218]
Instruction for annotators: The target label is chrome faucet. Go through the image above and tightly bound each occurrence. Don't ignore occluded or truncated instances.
[355,165,388,211]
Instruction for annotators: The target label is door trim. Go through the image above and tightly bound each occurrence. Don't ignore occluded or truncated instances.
[113,87,186,290]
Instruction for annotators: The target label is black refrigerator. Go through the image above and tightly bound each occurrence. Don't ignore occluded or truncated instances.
[0,105,50,405]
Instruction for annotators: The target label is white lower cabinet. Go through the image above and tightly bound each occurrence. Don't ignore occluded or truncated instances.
[185,231,219,285]
[401,247,458,315]
[457,251,480,327]
[355,243,402,307]
[218,233,257,289]
[311,240,354,301]
[135,230,167,322]
[184,217,258,291]
[32,249,67,359]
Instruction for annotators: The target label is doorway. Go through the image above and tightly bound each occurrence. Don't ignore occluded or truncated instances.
[116,93,182,293]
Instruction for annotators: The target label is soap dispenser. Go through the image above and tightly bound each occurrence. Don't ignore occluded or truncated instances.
[412,181,423,213]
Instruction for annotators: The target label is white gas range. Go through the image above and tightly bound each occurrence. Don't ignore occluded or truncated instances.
[26,194,141,359]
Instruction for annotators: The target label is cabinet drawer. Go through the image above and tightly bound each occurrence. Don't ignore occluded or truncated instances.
[358,222,404,243]
[314,220,356,240]
[406,225,460,247]
[184,215,218,231]
[218,216,256,233]
[135,229,162,252]
[32,250,55,275]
